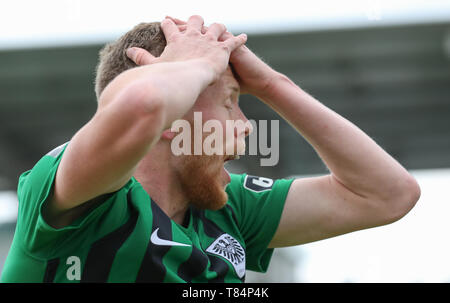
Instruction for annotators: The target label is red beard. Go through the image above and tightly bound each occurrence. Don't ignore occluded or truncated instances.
[175,154,229,211]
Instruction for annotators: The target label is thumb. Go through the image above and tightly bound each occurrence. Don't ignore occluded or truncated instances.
[126,47,156,66]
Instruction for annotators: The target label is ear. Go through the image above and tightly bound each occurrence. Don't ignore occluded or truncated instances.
[161,128,177,140]
[126,47,156,66]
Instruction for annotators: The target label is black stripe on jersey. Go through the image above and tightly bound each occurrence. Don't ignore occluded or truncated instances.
[177,245,208,282]
[135,200,172,282]
[43,258,60,283]
[196,209,223,238]
[194,209,232,282]
[191,207,202,234]
[225,205,239,227]
[207,255,229,283]
[81,191,139,282]
[181,206,191,228]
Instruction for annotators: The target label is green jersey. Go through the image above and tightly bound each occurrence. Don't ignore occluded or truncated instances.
[1,143,294,283]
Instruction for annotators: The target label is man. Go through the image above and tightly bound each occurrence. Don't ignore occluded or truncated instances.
[1,15,420,283]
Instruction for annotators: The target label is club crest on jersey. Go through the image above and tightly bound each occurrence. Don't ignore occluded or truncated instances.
[206,234,245,278]
[243,175,274,192]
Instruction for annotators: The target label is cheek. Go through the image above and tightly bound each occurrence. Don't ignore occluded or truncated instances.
[236,139,246,155]
[198,109,243,153]
[224,136,246,155]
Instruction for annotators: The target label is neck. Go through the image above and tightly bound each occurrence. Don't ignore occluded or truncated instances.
[133,146,189,225]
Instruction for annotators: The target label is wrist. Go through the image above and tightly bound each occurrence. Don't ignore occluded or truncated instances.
[191,58,220,85]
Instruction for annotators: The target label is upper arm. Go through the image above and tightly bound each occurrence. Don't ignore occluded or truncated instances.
[51,71,166,214]
[268,174,406,248]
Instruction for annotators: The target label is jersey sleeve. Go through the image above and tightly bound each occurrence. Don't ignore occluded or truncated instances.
[225,173,294,273]
[15,142,115,258]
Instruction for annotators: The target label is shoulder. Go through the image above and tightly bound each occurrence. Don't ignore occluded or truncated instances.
[225,173,294,222]
[18,142,69,190]
[226,173,292,198]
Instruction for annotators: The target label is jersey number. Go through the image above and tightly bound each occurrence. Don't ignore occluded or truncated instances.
[244,175,274,192]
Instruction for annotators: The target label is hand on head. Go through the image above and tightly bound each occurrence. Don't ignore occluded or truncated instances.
[127,15,278,98]
[126,15,247,83]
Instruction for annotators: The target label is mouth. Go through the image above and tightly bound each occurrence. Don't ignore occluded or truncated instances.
[222,155,240,187]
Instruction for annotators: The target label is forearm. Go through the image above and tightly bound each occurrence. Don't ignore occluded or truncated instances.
[57,59,215,206]
[100,58,214,129]
[260,73,415,200]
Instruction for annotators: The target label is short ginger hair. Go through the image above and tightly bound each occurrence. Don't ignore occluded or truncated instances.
[94,22,167,100]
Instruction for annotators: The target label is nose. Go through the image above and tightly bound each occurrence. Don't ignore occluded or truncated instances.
[236,107,253,138]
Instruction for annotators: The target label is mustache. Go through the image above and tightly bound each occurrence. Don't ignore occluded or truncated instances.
[187,139,245,157]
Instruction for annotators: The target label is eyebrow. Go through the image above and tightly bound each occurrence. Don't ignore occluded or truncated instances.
[228,86,240,104]
[229,85,240,96]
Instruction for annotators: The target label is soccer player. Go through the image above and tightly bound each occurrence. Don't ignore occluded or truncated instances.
[1,15,420,282]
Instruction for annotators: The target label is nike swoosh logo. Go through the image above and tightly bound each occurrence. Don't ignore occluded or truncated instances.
[150,228,191,247]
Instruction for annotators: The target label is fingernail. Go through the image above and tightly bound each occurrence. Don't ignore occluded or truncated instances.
[126,47,136,59]
[161,18,172,25]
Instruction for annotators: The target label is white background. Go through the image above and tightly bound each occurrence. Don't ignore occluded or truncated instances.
[1,0,450,49]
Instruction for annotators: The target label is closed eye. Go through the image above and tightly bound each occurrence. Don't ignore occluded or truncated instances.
[224,98,233,110]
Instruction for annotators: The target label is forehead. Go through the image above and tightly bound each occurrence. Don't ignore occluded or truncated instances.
[188,66,240,115]
[219,66,240,92]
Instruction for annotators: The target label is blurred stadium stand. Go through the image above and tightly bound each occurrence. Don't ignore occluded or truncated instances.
[1,21,449,190]
[1,21,450,280]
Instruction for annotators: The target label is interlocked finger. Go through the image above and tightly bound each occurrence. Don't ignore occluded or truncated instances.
[186,15,204,32]
[222,34,248,52]
[218,30,233,42]
[160,18,179,41]
[206,23,227,40]
[177,24,208,34]
[165,16,186,26]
